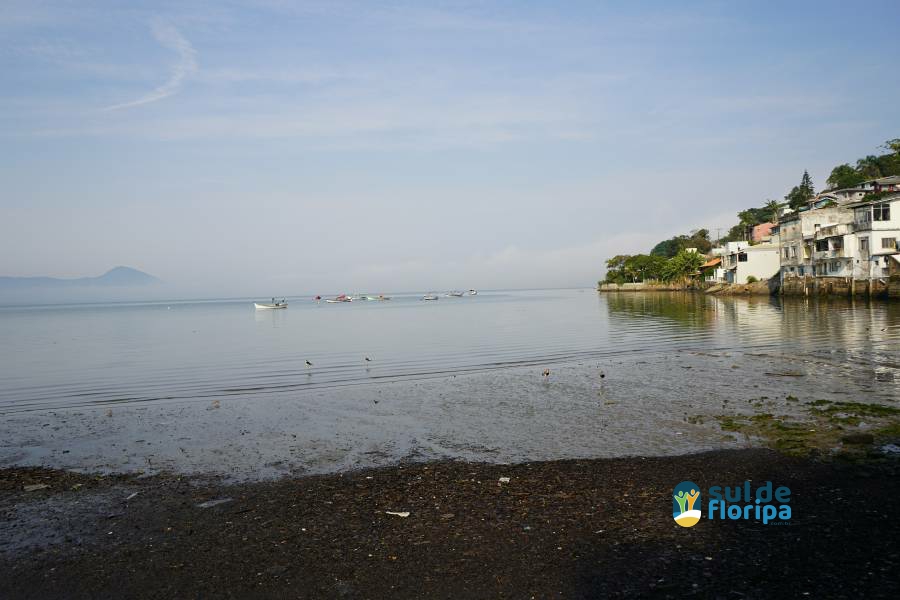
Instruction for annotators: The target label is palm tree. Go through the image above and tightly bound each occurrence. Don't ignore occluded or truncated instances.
[764,199,784,224]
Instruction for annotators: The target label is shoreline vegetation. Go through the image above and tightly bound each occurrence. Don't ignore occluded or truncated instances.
[3,448,900,599]
[599,138,900,299]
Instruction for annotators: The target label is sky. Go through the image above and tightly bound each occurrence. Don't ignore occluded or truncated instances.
[2,0,899,296]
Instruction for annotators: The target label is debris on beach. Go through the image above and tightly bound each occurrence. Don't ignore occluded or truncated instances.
[197,497,233,509]
[498,477,510,484]
[125,492,140,501]
[385,511,410,518]
[23,483,50,492]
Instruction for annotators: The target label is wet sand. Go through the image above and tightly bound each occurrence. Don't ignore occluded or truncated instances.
[2,449,899,599]
[3,348,898,480]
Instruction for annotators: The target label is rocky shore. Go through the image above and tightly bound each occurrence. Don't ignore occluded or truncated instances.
[3,449,899,599]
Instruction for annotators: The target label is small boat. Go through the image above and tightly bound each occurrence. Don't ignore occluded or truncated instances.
[468,289,478,296]
[325,294,352,303]
[446,291,464,297]
[422,293,439,301]
[255,300,288,309]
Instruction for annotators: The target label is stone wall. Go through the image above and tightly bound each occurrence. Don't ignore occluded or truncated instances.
[780,275,891,299]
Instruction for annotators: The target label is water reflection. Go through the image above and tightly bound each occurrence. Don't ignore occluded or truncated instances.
[604,291,900,356]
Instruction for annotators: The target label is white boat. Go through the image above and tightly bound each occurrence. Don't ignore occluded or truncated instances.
[326,294,352,303]
[446,291,464,297]
[422,293,439,301]
[255,302,287,309]
[468,289,478,296]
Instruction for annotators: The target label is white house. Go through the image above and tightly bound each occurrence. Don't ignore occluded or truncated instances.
[847,192,900,280]
[721,242,780,284]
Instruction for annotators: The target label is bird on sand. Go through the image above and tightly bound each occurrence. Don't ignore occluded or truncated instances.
[365,357,372,363]
[306,360,313,367]
[541,369,550,377]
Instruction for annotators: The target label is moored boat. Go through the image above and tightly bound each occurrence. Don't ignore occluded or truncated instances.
[255,299,288,309]
[422,293,439,301]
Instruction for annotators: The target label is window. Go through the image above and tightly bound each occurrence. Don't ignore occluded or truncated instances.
[783,248,790,259]
[882,237,897,249]
[815,239,828,251]
[857,209,872,223]
[829,261,840,273]
[790,246,797,259]
[737,253,748,262]
[860,237,869,252]
[874,203,890,221]
[832,237,843,250]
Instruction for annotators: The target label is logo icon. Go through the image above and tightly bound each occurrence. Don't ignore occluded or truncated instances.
[673,481,701,527]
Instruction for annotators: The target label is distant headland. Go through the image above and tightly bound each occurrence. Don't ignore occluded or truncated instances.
[0,266,160,290]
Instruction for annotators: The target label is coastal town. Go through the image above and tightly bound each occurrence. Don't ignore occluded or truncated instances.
[601,140,900,299]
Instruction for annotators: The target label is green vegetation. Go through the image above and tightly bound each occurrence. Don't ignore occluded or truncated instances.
[826,137,900,190]
[746,276,758,284]
[604,249,704,284]
[785,170,815,211]
[650,229,713,258]
[706,399,900,459]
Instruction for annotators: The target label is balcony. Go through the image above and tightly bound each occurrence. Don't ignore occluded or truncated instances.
[817,223,852,237]
[813,248,845,260]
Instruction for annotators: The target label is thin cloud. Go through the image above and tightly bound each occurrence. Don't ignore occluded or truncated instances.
[104,21,197,111]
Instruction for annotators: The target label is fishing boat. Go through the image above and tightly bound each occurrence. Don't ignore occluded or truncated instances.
[446,291,464,297]
[422,293,439,301]
[255,299,288,309]
[468,289,478,295]
[325,294,352,303]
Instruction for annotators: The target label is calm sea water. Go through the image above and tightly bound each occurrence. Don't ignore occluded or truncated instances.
[1,289,899,415]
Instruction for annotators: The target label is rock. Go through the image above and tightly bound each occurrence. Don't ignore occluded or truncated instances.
[841,433,874,445]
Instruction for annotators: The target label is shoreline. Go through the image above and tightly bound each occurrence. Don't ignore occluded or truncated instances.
[3,449,899,598]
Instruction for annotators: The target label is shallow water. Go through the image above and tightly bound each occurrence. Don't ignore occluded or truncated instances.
[1,290,899,478]
[2,289,898,414]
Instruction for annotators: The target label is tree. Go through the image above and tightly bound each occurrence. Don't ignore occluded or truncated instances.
[604,255,630,284]
[764,199,783,224]
[661,250,704,283]
[650,230,713,257]
[826,164,864,190]
[650,238,683,258]
[856,155,883,179]
[785,170,815,211]
[800,170,814,197]
[882,138,900,155]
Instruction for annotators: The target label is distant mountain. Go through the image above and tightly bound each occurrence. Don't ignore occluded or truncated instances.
[0,267,161,290]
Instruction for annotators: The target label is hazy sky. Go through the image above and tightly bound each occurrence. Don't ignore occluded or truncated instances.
[2,0,899,295]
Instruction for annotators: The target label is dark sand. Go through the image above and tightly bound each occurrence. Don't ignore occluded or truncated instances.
[2,449,898,599]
